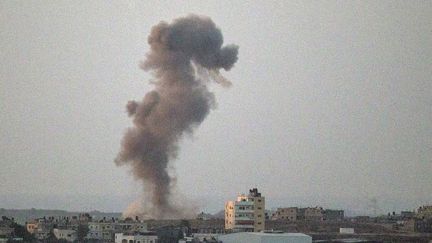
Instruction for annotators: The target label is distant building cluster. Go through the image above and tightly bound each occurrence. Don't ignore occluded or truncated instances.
[271,207,344,221]
[349,205,432,233]
[1,189,431,242]
[24,214,157,242]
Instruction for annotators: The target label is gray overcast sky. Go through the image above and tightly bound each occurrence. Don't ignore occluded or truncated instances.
[1,1,431,216]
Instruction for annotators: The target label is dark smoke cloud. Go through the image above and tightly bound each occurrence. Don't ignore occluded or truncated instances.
[115,14,238,219]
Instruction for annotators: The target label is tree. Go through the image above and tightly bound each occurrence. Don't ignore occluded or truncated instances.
[10,222,35,242]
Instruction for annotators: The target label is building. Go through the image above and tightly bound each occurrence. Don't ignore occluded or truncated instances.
[401,211,415,219]
[323,209,344,221]
[217,232,312,243]
[414,218,432,233]
[155,225,184,242]
[271,207,342,222]
[26,221,38,234]
[303,207,323,221]
[179,233,220,243]
[225,188,265,232]
[296,207,323,221]
[272,208,297,221]
[87,218,148,241]
[339,228,354,234]
[53,228,77,242]
[114,232,158,243]
[27,218,53,240]
[87,221,114,241]
[417,205,432,219]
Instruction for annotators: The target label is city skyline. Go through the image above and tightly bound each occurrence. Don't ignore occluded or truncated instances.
[1,1,431,217]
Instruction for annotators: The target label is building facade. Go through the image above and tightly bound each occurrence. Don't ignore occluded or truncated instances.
[225,188,265,232]
[323,209,344,221]
[114,232,158,243]
[272,207,298,221]
[53,228,77,242]
[87,219,148,241]
[417,205,432,219]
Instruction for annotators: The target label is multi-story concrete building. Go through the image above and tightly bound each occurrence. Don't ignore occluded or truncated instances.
[87,219,148,241]
[272,207,343,222]
[87,221,114,241]
[225,188,265,232]
[296,207,323,221]
[272,207,298,221]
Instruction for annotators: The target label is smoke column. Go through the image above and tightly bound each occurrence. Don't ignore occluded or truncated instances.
[115,15,239,219]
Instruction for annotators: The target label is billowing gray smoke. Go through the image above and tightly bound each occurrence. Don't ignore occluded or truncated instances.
[115,15,238,219]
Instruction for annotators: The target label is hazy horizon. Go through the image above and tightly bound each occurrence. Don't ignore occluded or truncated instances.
[1,1,431,218]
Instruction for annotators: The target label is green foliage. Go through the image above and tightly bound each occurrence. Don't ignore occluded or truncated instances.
[10,222,35,242]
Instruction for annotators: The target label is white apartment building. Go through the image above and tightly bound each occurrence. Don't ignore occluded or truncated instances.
[114,232,158,243]
[225,188,265,232]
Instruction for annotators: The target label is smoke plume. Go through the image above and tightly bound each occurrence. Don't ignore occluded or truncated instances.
[115,14,239,219]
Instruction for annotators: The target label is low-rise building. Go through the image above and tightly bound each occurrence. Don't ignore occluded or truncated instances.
[30,219,53,240]
[417,206,432,219]
[323,209,344,221]
[217,232,312,243]
[304,207,323,221]
[53,228,77,242]
[179,233,220,243]
[339,228,354,234]
[271,208,297,221]
[26,221,38,234]
[87,221,115,241]
[114,232,158,243]
[87,219,148,241]
[272,207,342,222]
[401,211,415,219]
